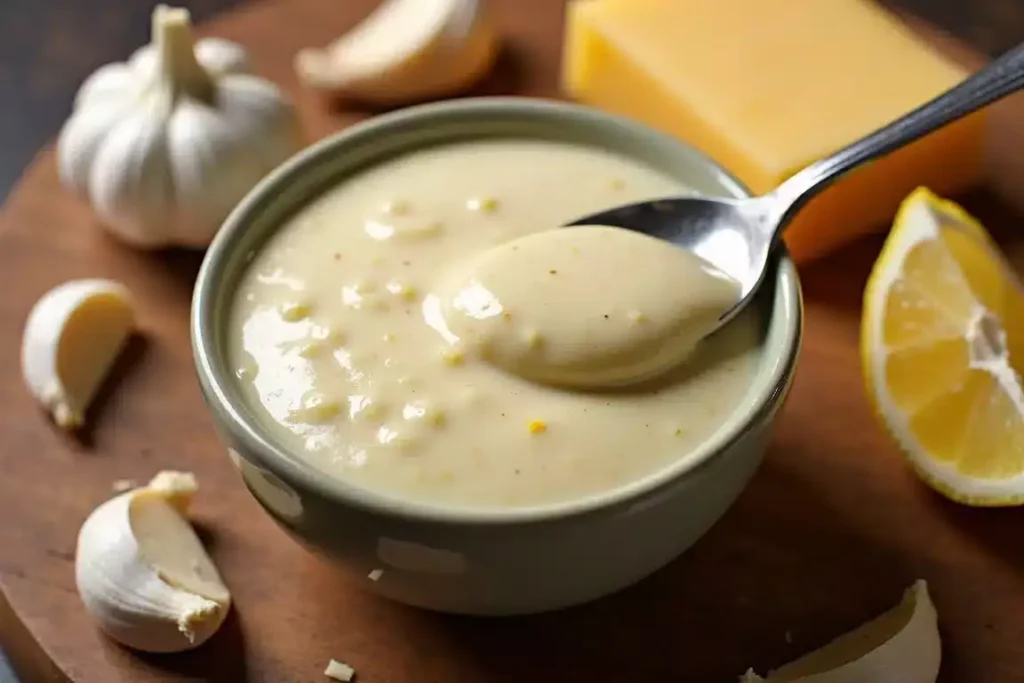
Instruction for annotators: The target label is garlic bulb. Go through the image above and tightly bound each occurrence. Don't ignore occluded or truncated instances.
[75,471,231,653]
[21,279,134,430]
[57,5,301,249]
[742,580,940,683]
[294,0,499,105]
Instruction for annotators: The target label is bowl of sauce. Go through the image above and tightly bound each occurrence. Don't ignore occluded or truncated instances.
[192,98,802,615]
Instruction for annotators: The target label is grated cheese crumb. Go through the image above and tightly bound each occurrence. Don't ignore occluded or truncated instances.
[324,659,355,681]
[628,310,648,324]
[441,349,465,366]
[381,200,410,216]
[466,196,500,213]
[280,301,312,322]
[528,420,547,434]
[368,568,384,582]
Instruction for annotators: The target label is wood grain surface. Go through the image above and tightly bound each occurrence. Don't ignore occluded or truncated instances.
[2,0,1024,681]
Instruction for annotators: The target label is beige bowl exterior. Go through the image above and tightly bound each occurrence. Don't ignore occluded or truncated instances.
[192,98,802,616]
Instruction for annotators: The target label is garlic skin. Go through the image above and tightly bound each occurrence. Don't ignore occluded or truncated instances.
[21,279,134,430]
[75,472,231,653]
[57,5,301,249]
[295,0,499,105]
[743,580,940,683]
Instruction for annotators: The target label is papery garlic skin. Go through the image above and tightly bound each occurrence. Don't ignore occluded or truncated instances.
[21,279,134,430]
[75,472,231,653]
[295,0,499,104]
[58,5,300,249]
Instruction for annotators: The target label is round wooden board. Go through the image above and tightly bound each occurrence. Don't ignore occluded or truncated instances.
[3,0,1024,680]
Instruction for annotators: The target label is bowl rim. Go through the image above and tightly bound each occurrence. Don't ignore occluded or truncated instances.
[192,96,803,527]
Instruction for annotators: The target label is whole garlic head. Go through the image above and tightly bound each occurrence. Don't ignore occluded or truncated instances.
[57,5,301,249]
[75,471,231,653]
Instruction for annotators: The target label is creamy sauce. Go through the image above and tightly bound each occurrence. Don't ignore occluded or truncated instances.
[437,225,740,388]
[230,140,761,509]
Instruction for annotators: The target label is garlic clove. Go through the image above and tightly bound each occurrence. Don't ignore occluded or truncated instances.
[21,279,135,430]
[74,64,138,110]
[86,107,177,248]
[146,470,198,514]
[163,80,298,247]
[75,471,231,653]
[57,100,135,195]
[294,0,500,105]
[131,490,230,604]
[194,38,250,75]
[743,580,940,683]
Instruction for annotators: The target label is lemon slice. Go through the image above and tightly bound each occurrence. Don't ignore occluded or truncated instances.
[862,187,1024,506]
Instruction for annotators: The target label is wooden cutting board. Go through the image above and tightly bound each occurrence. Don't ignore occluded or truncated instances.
[2,0,1024,680]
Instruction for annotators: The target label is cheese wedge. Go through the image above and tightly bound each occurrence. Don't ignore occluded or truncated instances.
[562,0,985,262]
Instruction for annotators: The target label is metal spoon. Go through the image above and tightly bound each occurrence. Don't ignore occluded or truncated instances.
[568,42,1024,333]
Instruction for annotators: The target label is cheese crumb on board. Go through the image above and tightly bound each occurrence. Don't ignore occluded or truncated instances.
[324,659,356,681]
[111,479,137,493]
[562,0,984,262]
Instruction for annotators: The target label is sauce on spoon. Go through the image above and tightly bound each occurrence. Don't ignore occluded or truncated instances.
[437,225,740,388]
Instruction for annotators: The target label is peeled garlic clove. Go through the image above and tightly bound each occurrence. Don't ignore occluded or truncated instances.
[21,279,134,430]
[146,470,198,514]
[295,0,499,105]
[743,580,940,683]
[75,471,231,653]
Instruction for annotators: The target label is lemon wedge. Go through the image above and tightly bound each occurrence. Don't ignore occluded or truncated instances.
[862,187,1024,505]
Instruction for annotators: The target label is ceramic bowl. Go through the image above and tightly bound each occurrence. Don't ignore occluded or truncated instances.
[192,97,802,616]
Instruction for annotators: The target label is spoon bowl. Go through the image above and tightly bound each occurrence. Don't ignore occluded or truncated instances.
[568,194,775,330]
[569,40,1024,336]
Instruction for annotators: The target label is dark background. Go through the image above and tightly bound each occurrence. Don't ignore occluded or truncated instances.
[0,0,1020,680]
[0,0,1022,202]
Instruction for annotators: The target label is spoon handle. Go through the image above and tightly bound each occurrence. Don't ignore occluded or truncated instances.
[769,40,1024,233]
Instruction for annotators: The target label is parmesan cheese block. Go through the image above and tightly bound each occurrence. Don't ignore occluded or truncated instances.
[562,0,986,262]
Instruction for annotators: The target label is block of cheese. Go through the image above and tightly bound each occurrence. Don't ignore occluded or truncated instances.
[562,0,986,262]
